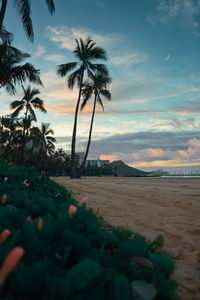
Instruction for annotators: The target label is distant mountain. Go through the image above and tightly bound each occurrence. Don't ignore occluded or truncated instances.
[110,160,149,177]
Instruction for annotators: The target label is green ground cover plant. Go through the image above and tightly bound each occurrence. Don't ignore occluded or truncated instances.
[0,161,180,299]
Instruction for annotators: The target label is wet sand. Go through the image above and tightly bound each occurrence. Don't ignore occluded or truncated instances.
[54,176,200,299]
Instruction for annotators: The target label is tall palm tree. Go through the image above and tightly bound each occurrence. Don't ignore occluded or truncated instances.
[0,41,42,94]
[0,0,55,41]
[57,37,108,178]
[80,73,111,171]
[10,85,46,165]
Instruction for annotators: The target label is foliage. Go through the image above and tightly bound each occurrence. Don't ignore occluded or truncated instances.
[0,161,180,299]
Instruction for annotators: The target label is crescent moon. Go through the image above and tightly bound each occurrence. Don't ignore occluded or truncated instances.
[164,54,170,61]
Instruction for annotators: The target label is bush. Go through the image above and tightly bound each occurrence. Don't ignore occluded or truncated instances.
[0,161,180,299]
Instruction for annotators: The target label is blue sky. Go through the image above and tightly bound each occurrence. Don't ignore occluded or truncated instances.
[1,0,200,171]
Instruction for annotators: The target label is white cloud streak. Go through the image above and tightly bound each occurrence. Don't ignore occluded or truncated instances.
[147,0,200,34]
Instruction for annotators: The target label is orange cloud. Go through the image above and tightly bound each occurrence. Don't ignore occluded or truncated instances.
[148,148,165,158]
[46,102,94,116]
[176,111,190,116]
[99,155,115,162]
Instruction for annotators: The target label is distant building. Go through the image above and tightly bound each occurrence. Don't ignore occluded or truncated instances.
[85,158,110,167]
[151,169,169,176]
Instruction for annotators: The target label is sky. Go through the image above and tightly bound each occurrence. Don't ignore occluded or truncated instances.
[1,0,200,171]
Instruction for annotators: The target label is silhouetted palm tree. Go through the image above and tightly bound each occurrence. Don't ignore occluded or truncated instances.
[0,42,42,94]
[39,123,56,154]
[80,73,111,171]
[0,0,55,41]
[57,37,108,178]
[10,85,46,165]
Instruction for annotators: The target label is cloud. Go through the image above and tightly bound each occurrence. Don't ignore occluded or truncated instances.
[169,97,200,115]
[34,45,46,56]
[147,0,200,34]
[44,54,66,63]
[85,130,200,160]
[46,25,121,51]
[99,154,115,161]
[46,25,148,68]
[110,51,148,66]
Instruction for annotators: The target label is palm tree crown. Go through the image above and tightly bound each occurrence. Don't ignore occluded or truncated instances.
[10,85,46,165]
[81,73,112,111]
[11,85,46,120]
[0,38,42,94]
[57,37,108,88]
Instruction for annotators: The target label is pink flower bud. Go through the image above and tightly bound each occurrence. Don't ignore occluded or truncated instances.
[25,216,31,224]
[1,194,7,204]
[0,247,24,284]
[68,205,77,218]
[4,177,8,183]
[37,218,43,231]
[0,230,10,244]
[78,196,87,207]
[55,193,60,198]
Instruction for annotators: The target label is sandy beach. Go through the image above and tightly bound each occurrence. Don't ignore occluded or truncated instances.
[54,176,200,299]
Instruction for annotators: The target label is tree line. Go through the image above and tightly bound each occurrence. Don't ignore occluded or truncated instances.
[0,0,112,178]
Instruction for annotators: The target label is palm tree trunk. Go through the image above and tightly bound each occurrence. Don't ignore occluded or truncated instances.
[70,69,84,178]
[80,93,97,171]
[0,0,7,33]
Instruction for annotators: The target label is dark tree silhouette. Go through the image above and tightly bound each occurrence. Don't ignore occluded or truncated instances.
[0,0,55,41]
[57,37,108,178]
[80,73,111,171]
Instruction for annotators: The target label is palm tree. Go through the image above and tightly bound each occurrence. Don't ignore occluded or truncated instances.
[0,0,55,41]
[80,73,111,171]
[38,123,56,154]
[57,37,108,178]
[0,41,42,94]
[10,85,46,165]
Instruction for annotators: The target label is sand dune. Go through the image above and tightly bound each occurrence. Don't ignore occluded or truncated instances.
[54,176,200,299]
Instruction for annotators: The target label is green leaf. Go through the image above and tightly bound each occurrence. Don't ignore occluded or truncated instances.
[37,196,56,214]
[131,280,157,300]
[118,239,149,258]
[114,273,130,300]
[93,231,120,247]
[149,253,174,276]
[67,259,101,292]
[21,224,40,263]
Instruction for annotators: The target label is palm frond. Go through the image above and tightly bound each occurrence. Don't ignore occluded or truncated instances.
[100,89,111,100]
[87,63,108,76]
[4,82,17,95]
[67,68,82,89]
[47,136,56,143]
[30,87,40,98]
[9,63,42,86]
[10,100,23,110]
[97,95,104,111]
[28,106,37,121]
[11,105,24,118]
[88,47,107,61]
[45,0,55,14]
[0,27,13,45]
[15,0,34,41]
[57,62,77,77]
